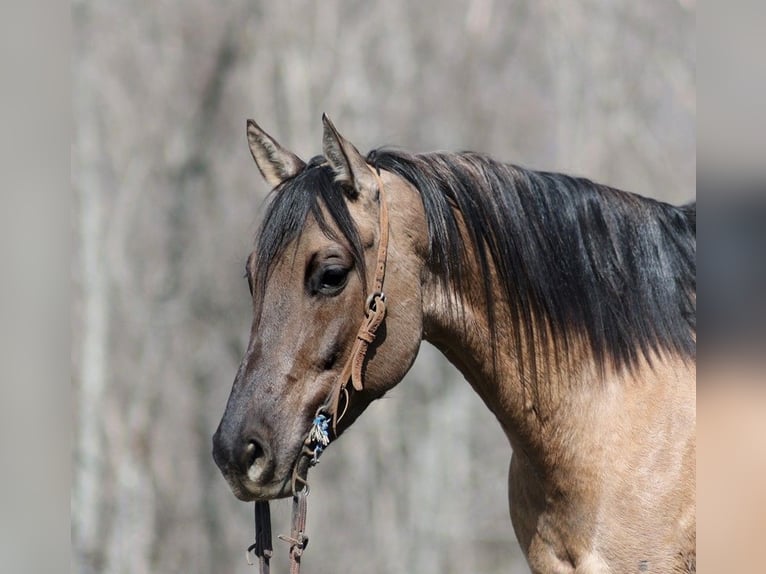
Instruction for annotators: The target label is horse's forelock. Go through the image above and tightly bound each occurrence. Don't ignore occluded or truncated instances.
[252,164,367,321]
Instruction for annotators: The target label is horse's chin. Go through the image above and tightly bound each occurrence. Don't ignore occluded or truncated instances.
[228,477,294,502]
[228,454,312,502]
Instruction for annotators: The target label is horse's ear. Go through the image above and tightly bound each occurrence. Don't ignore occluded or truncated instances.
[321,114,376,200]
[246,119,305,188]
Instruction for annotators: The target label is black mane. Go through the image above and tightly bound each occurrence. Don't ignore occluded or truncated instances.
[254,149,696,374]
[253,158,367,321]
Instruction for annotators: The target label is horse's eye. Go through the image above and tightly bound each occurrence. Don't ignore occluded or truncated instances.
[317,265,349,295]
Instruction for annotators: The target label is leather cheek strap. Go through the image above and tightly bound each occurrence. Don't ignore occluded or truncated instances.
[324,166,390,436]
[252,169,391,574]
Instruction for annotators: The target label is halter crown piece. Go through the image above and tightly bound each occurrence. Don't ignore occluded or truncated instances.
[247,166,391,574]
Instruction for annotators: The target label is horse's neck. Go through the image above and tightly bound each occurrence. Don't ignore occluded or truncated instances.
[421,261,695,483]
[420,272,579,450]
[421,256,682,441]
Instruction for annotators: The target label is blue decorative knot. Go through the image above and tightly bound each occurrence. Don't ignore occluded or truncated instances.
[307,413,331,465]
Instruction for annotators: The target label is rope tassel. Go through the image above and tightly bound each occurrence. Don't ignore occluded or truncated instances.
[307,413,331,465]
[308,414,330,448]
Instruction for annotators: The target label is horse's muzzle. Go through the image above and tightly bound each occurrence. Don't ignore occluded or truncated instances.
[212,425,275,499]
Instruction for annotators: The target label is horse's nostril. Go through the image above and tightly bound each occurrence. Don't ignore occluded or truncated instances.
[245,439,264,468]
[242,436,274,484]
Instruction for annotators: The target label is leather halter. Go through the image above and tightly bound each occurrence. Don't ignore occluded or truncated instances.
[248,166,391,574]
[321,166,390,436]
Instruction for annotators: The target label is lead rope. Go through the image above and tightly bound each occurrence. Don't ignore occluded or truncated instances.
[246,166,390,574]
[248,502,272,574]
[281,489,309,574]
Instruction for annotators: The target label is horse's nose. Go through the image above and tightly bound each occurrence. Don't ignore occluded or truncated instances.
[242,437,265,470]
[212,426,273,482]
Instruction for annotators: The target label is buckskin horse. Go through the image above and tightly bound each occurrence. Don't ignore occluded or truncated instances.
[212,115,696,573]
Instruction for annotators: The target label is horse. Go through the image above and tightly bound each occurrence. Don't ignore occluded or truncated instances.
[212,115,696,573]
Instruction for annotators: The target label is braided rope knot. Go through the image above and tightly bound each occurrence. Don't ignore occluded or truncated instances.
[292,532,309,556]
[279,531,309,557]
[357,330,375,343]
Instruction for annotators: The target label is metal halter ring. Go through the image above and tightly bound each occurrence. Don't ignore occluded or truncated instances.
[291,474,310,497]
[365,291,386,312]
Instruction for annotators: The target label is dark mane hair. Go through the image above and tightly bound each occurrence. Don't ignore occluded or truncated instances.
[254,149,696,374]
[253,157,366,322]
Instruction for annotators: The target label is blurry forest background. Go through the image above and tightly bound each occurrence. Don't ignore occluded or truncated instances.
[72,1,695,573]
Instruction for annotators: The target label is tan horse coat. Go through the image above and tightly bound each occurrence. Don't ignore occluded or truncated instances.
[213,117,696,573]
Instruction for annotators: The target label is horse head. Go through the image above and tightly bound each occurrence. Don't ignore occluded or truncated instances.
[212,116,428,500]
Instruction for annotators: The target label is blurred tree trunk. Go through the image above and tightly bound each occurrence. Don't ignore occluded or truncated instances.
[73,64,109,574]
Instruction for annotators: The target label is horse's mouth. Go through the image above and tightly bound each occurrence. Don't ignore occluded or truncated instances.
[223,446,313,502]
[225,474,293,502]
